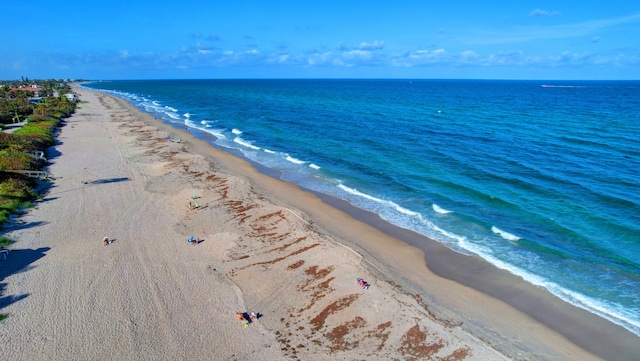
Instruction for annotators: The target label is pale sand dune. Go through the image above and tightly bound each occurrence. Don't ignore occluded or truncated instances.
[0,87,606,360]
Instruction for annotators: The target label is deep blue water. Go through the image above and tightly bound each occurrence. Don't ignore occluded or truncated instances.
[84,79,640,336]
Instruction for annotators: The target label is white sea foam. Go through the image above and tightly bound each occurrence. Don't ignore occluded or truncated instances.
[233,137,260,150]
[338,184,385,202]
[203,128,226,139]
[285,155,305,164]
[166,112,181,120]
[309,163,320,170]
[226,140,640,336]
[393,204,420,217]
[433,204,452,214]
[432,224,466,244]
[491,226,521,241]
[263,148,276,154]
[458,237,640,336]
[337,184,420,217]
[183,112,191,118]
[232,128,243,135]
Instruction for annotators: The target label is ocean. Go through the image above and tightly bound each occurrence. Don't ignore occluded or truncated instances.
[83,79,640,336]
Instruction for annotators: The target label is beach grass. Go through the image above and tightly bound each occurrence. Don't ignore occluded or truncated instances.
[0,236,14,249]
[0,177,36,224]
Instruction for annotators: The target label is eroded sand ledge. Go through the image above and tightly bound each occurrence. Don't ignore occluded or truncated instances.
[1,87,635,360]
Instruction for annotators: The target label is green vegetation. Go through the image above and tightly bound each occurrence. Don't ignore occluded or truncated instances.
[0,79,77,234]
[0,236,14,249]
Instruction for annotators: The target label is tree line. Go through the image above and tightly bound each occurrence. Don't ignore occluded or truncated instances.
[0,79,78,247]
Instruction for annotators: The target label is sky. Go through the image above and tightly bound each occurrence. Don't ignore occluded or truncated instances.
[2,1,640,80]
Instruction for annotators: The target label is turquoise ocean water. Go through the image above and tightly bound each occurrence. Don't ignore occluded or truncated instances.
[84,79,640,336]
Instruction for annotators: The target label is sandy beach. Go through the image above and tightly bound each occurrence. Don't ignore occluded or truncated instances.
[0,86,637,360]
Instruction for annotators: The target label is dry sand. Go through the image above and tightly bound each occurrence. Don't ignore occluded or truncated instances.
[0,87,634,360]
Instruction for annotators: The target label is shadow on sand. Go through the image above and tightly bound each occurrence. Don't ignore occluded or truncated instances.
[89,177,130,185]
[0,247,51,315]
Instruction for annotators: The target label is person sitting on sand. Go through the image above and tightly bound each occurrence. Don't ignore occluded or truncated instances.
[103,237,109,246]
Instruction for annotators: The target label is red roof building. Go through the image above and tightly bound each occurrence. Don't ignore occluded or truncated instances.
[10,85,43,95]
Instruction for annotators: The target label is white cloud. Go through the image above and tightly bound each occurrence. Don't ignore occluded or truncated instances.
[388,47,635,70]
[23,38,640,79]
[529,9,560,17]
[358,40,385,51]
[337,40,385,51]
[306,51,333,66]
[392,48,449,66]
[343,50,372,60]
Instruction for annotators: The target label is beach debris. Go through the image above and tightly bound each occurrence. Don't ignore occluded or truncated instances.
[356,278,370,290]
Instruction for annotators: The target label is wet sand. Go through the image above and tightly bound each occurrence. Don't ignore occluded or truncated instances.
[0,86,636,360]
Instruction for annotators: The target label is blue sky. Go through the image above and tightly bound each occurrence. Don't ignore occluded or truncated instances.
[2,1,639,80]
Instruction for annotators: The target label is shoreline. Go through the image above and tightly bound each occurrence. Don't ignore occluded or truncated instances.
[99,87,640,359]
[115,87,640,360]
[1,85,635,360]
[308,189,640,359]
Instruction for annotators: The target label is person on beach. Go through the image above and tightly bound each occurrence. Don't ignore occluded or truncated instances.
[357,278,370,290]
[103,236,110,245]
[188,201,192,209]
